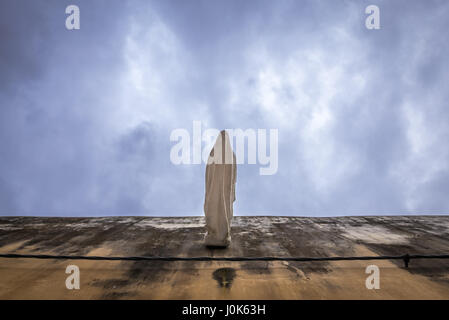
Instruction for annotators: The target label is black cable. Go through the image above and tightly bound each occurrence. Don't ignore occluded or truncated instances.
[1,253,449,268]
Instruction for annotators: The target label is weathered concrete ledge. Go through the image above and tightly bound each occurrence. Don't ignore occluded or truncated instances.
[0,216,448,299]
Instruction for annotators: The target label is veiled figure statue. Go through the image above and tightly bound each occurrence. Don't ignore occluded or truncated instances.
[204,130,236,247]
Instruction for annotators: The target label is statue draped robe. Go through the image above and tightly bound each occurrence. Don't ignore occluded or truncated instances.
[204,130,236,247]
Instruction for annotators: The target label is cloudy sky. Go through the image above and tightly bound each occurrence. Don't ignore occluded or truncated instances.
[1,0,448,216]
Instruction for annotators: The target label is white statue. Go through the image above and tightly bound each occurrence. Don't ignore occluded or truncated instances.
[204,130,237,247]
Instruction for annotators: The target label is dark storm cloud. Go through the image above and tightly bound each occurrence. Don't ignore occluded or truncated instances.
[1,0,449,216]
